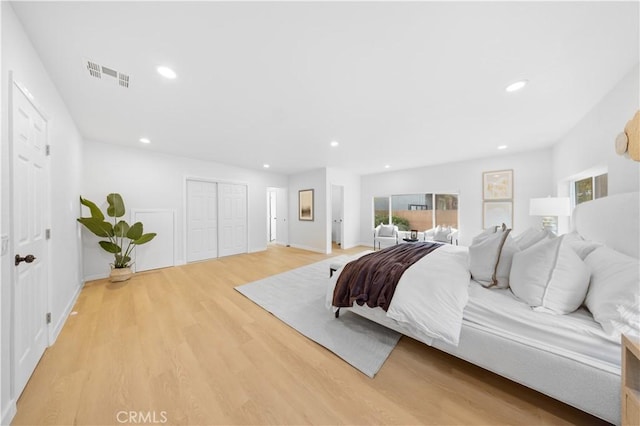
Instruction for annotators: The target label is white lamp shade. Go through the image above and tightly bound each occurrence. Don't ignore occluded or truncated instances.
[529,197,571,217]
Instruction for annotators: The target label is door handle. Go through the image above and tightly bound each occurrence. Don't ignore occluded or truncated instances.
[15,254,36,266]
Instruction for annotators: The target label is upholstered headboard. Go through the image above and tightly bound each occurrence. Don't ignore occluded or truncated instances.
[572,192,639,259]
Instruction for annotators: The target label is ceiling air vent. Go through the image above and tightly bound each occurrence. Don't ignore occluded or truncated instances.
[101,66,117,78]
[84,59,130,89]
[87,61,101,79]
[119,73,130,88]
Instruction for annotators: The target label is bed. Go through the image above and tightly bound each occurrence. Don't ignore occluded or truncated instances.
[327,192,639,424]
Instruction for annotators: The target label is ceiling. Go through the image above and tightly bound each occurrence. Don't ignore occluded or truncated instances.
[10,1,640,175]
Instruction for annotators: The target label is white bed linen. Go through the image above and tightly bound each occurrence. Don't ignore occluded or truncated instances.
[327,244,619,373]
[464,281,621,374]
[327,244,470,346]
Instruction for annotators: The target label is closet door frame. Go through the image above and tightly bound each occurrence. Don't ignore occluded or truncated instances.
[183,176,249,263]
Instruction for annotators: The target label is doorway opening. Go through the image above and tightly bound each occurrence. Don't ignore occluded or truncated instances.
[331,184,344,252]
[268,189,277,243]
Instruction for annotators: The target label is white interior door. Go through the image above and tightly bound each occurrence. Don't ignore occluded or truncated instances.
[275,187,288,246]
[218,183,247,257]
[186,180,218,262]
[12,81,49,398]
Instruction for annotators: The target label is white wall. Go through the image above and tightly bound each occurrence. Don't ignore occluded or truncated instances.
[288,168,329,253]
[328,167,361,250]
[81,140,288,279]
[286,167,361,253]
[553,64,640,196]
[360,149,554,246]
[0,2,4,422]
[1,3,84,423]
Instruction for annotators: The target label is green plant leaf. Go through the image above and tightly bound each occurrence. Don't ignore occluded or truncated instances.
[133,233,156,245]
[79,196,105,220]
[114,220,130,237]
[99,241,121,254]
[126,222,143,240]
[106,193,125,218]
[77,218,114,237]
[114,254,131,267]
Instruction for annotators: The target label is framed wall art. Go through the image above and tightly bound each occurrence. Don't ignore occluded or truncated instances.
[483,201,513,229]
[298,189,314,221]
[483,169,513,200]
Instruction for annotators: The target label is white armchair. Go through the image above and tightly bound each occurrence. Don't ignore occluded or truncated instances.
[373,224,399,250]
[424,225,459,245]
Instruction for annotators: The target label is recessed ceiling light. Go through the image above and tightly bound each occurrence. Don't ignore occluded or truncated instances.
[384,165,391,169]
[263,164,270,168]
[505,80,528,92]
[157,66,177,79]
[330,140,339,147]
[139,138,151,144]
[497,145,508,150]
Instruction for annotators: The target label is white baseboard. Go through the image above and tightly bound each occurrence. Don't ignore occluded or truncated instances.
[49,281,83,344]
[287,243,327,254]
[83,272,108,282]
[1,400,16,426]
[335,242,370,251]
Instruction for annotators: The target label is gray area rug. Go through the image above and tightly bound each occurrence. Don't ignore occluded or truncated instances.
[235,255,401,378]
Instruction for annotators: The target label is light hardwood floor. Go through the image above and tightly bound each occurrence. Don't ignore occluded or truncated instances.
[13,245,607,425]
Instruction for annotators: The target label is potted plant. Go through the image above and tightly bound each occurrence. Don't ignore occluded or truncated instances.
[77,193,156,282]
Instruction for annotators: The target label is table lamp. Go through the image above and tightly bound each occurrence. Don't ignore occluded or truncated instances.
[529,197,571,234]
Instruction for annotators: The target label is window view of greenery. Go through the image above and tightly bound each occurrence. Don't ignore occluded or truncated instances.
[374,193,458,231]
[575,173,608,206]
[575,177,593,205]
[373,197,390,226]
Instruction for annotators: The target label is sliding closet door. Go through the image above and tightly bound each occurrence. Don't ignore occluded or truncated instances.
[218,183,248,257]
[186,180,218,262]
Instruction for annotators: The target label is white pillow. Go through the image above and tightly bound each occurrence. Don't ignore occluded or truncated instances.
[433,225,451,242]
[559,231,602,260]
[469,229,511,287]
[495,236,519,289]
[472,223,506,245]
[378,224,395,237]
[584,246,640,337]
[513,227,551,250]
[568,240,602,260]
[562,231,583,243]
[611,296,640,339]
[510,235,590,314]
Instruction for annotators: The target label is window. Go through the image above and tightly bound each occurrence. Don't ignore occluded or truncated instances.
[392,194,433,231]
[594,174,608,199]
[435,194,458,228]
[373,193,458,231]
[373,197,390,226]
[574,173,608,206]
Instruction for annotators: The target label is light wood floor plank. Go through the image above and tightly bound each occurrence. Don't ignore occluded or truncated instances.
[13,245,608,425]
